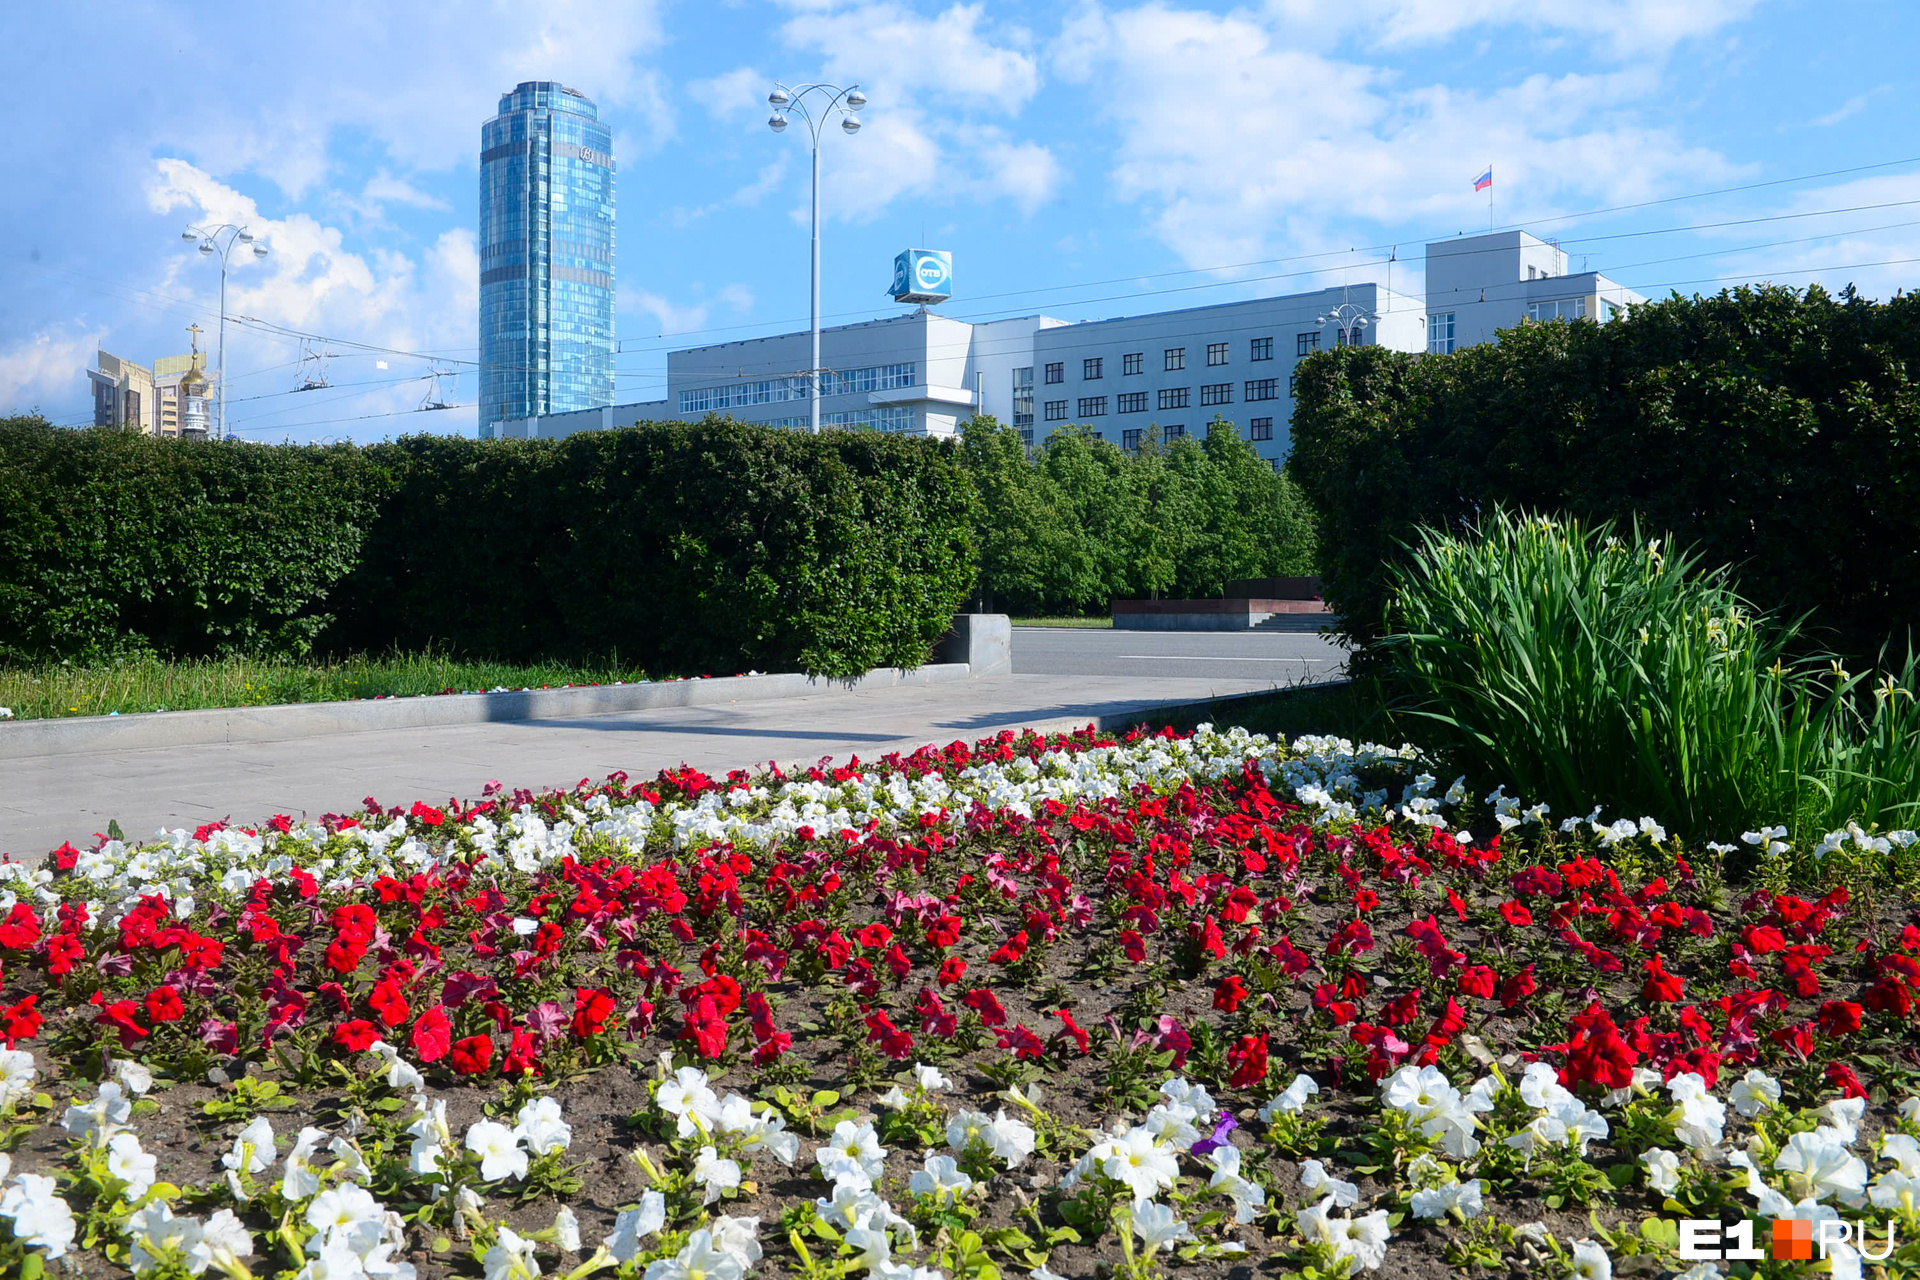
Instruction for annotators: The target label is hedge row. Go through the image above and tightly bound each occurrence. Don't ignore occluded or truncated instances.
[0,417,977,679]
[1289,283,1920,664]
[962,416,1317,615]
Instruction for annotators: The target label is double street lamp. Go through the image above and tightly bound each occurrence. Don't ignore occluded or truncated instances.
[1316,299,1374,349]
[181,223,269,439]
[768,82,865,434]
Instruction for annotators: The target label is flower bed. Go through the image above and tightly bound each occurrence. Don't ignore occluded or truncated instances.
[0,724,1915,1279]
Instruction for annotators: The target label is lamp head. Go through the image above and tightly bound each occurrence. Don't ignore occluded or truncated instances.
[252,242,269,258]
[841,115,861,134]
[769,113,788,132]
[180,229,197,241]
[845,89,866,110]
[236,230,253,243]
[768,88,790,108]
[198,242,214,255]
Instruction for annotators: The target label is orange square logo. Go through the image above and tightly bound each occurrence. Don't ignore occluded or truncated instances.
[1772,1219,1812,1260]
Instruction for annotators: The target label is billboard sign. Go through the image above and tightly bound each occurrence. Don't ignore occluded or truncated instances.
[890,249,953,305]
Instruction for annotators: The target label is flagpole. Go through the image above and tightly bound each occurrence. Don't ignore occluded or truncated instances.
[1487,161,1494,232]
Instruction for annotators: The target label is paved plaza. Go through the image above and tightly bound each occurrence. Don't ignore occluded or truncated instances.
[0,627,1343,859]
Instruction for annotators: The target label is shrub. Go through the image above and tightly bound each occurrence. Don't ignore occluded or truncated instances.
[0,416,380,662]
[1290,284,1920,666]
[1382,510,1920,841]
[331,419,979,678]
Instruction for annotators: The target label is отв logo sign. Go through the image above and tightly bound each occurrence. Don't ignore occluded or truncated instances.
[915,257,948,290]
[1677,1217,1897,1262]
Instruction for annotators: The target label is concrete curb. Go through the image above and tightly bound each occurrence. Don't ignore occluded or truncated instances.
[0,664,980,761]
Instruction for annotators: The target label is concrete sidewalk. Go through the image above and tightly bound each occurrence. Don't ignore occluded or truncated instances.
[0,669,1327,859]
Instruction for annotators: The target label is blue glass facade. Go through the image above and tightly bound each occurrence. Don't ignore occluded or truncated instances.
[480,82,615,435]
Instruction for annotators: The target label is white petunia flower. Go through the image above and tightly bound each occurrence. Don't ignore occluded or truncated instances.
[514,1097,571,1155]
[465,1120,529,1182]
[1299,1158,1360,1208]
[1570,1239,1612,1280]
[107,1131,159,1198]
[1263,1072,1320,1119]
[1641,1147,1682,1195]
[692,1146,742,1205]
[1729,1069,1781,1118]
[1130,1200,1195,1253]
[909,1155,974,1204]
[604,1191,666,1263]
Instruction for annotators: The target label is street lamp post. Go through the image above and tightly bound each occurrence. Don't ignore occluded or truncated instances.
[182,223,269,439]
[1316,299,1375,349]
[767,82,865,434]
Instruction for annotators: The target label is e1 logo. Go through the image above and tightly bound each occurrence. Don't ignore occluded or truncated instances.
[1677,1218,1896,1263]
[1677,1220,1764,1261]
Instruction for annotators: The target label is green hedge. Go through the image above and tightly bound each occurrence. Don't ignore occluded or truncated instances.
[0,417,977,679]
[961,416,1317,614]
[0,417,380,663]
[1289,284,1920,664]
[330,420,978,678]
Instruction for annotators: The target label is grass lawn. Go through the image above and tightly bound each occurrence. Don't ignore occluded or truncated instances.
[1010,615,1112,628]
[0,651,660,721]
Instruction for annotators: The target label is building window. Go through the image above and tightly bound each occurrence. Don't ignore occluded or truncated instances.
[1122,429,1144,451]
[1164,347,1185,371]
[1123,352,1143,375]
[1083,357,1103,380]
[1336,327,1366,348]
[1077,396,1108,417]
[1117,391,1148,414]
[1250,417,1273,442]
[1044,362,1064,385]
[1250,336,1273,361]
[1158,387,1189,410]
[1012,366,1034,427]
[1163,424,1186,440]
[1043,400,1068,421]
[1245,378,1277,402]
[1287,373,1298,396]
[1296,331,1319,357]
[1427,312,1456,354]
[1200,382,1233,406]
[1207,342,1230,367]
[1019,428,1033,446]
[1526,298,1588,322]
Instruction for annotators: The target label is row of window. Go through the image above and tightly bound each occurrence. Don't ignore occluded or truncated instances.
[1042,377,1299,420]
[1041,334,1319,385]
[1011,417,1276,454]
[678,362,916,413]
[751,406,917,432]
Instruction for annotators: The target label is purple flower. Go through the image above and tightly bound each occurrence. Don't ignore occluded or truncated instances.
[1189,1113,1239,1158]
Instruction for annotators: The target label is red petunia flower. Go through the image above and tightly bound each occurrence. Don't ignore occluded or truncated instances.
[144,986,185,1024]
[411,1004,453,1062]
[1,994,42,1044]
[935,956,967,987]
[334,1019,381,1052]
[1227,1032,1269,1088]
[1214,975,1249,1013]
[571,986,616,1038]
[369,977,411,1028]
[1642,956,1685,1003]
[450,1034,493,1075]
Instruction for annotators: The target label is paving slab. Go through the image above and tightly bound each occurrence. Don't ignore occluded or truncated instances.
[0,657,1338,859]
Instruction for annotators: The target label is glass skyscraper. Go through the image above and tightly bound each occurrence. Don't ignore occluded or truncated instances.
[480,81,615,435]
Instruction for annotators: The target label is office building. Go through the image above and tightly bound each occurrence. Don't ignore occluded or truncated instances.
[491,229,1644,464]
[88,351,155,431]
[86,348,216,437]
[479,81,616,435]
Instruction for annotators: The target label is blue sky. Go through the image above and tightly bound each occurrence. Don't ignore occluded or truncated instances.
[2,0,1917,442]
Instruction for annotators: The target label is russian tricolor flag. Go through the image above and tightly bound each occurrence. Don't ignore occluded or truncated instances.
[1473,166,1493,192]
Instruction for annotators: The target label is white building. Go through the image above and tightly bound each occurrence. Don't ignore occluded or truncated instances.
[489,228,1643,466]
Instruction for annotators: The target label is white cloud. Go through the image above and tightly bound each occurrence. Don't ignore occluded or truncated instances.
[619,284,756,339]
[1053,4,1742,271]
[0,325,108,419]
[780,2,1041,112]
[765,1,1060,222]
[143,160,480,439]
[1811,90,1879,128]
[1258,0,1761,59]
